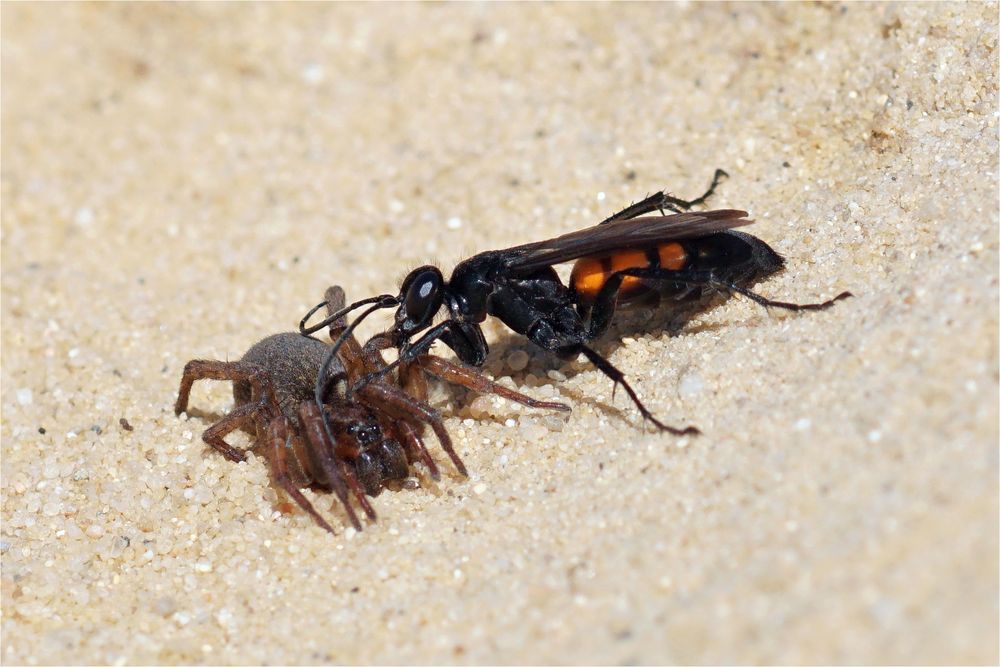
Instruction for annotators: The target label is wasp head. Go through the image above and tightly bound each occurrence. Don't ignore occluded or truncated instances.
[395,265,445,335]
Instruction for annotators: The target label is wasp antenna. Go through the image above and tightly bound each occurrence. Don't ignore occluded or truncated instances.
[299,298,329,334]
[313,297,399,457]
[300,293,397,336]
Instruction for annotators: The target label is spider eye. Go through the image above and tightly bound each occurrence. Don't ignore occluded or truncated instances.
[398,266,443,331]
[347,421,381,446]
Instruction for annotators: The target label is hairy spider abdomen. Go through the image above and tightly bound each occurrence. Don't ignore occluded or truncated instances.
[234,333,345,427]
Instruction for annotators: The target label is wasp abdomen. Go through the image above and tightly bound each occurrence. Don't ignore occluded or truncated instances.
[570,241,688,304]
[569,231,787,307]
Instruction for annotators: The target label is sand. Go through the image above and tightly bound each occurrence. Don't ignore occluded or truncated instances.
[2,3,997,665]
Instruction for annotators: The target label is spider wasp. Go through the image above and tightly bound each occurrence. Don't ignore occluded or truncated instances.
[302,170,851,435]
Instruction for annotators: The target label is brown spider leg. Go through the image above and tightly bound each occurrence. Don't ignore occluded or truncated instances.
[175,359,265,415]
[395,420,441,480]
[199,400,265,462]
[267,417,337,534]
[339,464,377,522]
[299,402,367,529]
[175,359,279,462]
[324,287,444,481]
[390,363,441,479]
[302,400,378,523]
[357,383,468,477]
[412,354,572,412]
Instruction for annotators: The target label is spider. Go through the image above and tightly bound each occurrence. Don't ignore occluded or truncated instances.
[174,286,569,533]
[315,285,571,480]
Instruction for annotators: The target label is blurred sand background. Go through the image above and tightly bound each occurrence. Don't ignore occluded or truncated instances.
[2,3,997,665]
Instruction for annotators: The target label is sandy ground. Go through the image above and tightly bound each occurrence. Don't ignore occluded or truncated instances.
[2,3,997,665]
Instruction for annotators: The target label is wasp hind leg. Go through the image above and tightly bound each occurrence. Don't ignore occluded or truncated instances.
[580,267,853,360]
[567,265,849,434]
[583,265,851,345]
[576,344,699,436]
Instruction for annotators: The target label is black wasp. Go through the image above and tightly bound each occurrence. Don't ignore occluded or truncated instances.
[302,170,851,437]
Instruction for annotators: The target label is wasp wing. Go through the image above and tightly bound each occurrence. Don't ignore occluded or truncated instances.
[503,209,753,273]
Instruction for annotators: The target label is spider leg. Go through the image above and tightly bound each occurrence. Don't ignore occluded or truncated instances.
[175,359,281,462]
[358,383,467,477]
[267,417,337,534]
[199,400,266,462]
[340,464,378,523]
[413,354,571,412]
[299,402,368,529]
[395,420,441,481]
[386,363,440,479]
[175,359,266,415]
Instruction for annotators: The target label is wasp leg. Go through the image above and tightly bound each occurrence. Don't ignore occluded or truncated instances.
[413,354,571,412]
[267,418,338,534]
[660,168,729,212]
[600,169,728,224]
[493,294,696,434]
[575,344,699,436]
[567,264,847,434]
[587,266,852,340]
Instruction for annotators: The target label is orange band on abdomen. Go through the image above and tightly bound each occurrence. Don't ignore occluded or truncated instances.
[570,257,608,301]
[657,242,687,270]
[609,249,650,297]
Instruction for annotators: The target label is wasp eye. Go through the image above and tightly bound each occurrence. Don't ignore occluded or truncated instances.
[399,266,444,331]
